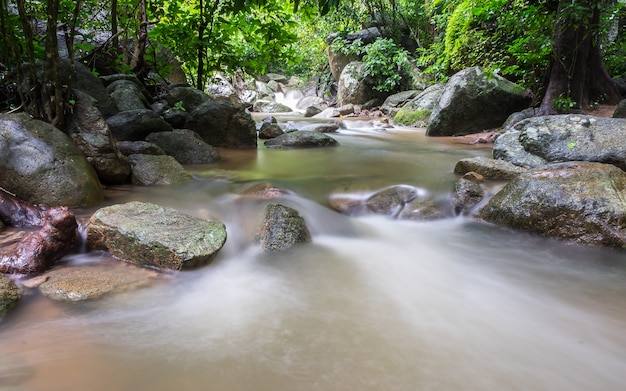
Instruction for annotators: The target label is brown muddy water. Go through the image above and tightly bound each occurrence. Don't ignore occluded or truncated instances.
[1,119,625,391]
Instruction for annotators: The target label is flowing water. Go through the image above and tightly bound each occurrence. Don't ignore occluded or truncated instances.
[1,119,626,391]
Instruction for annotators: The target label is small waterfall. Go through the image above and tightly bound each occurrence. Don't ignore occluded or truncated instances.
[275,88,304,112]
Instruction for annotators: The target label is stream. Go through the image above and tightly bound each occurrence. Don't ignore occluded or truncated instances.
[1,118,626,391]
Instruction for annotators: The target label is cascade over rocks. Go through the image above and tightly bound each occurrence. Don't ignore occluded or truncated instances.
[426,67,532,136]
[0,113,104,206]
[66,90,131,184]
[185,100,257,149]
[479,161,626,248]
[494,115,626,170]
[87,201,227,271]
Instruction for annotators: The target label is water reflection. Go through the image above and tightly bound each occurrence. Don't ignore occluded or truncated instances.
[1,122,625,391]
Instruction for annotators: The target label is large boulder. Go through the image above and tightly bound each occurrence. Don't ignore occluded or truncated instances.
[128,154,193,185]
[145,129,220,164]
[493,115,626,170]
[87,201,227,270]
[264,130,339,149]
[0,274,19,320]
[337,61,386,106]
[479,161,626,248]
[185,100,257,149]
[106,109,173,141]
[0,113,104,206]
[66,89,131,184]
[257,203,311,251]
[426,67,531,136]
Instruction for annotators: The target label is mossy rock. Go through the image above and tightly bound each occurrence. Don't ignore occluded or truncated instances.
[393,108,431,126]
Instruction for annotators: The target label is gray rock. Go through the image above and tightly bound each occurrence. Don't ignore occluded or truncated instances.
[117,141,165,156]
[397,198,446,221]
[162,109,188,129]
[87,201,227,270]
[304,105,324,117]
[128,154,193,185]
[185,100,257,149]
[365,185,422,216]
[252,100,293,113]
[258,123,285,139]
[106,109,172,141]
[495,115,626,170]
[452,173,485,215]
[337,61,385,106]
[63,59,118,118]
[205,75,241,104]
[612,99,626,118]
[0,274,18,320]
[107,79,151,111]
[426,67,531,136]
[145,129,220,164]
[264,130,339,149]
[66,90,131,184]
[0,113,104,206]
[454,156,528,179]
[38,262,164,302]
[164,86,211,113]
[381,90,422,115]
[296,96,325,110]
[479,161,626,248]
[257,203,311,251]
[313,124,340,133]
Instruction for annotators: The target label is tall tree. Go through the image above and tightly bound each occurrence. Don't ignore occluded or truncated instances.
[538,0,621,114]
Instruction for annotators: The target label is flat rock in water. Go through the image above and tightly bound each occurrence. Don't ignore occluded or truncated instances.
[38,262,165,302]
[454,156,527,179]
[87,201,227,270]
[264,130,339,149]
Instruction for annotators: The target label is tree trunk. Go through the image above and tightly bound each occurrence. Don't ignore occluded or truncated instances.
[43,0,64,127]
[131,0,149,79]
[538,0,621,115]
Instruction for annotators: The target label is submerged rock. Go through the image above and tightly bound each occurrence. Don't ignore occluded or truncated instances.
[257,203,311,251]
[38,262,164,302]
[479,161,626,248]
[87,201,227,270]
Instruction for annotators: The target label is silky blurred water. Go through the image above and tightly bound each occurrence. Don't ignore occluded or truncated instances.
[1,120,625,391]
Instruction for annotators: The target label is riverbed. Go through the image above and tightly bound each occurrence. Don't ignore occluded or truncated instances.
[1,119,625,391]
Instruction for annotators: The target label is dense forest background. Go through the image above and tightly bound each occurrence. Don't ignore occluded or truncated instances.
[1,0,625,126]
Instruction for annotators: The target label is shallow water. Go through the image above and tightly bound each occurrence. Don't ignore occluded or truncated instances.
[1,120,626,391]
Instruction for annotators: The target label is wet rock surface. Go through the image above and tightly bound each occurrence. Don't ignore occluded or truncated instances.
[87,201,227,270]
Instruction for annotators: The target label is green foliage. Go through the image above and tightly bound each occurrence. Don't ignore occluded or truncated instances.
[419,0,554,95]
[330,36,412,92]
[553,93,577,114]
